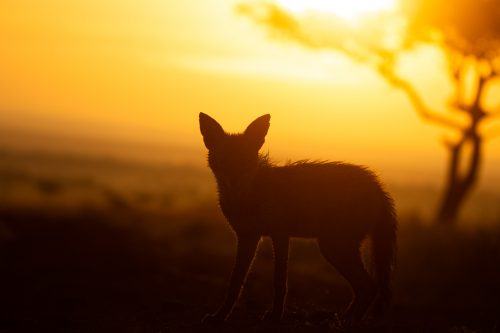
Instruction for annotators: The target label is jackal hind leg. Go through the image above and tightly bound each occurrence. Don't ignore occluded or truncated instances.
[318,237,376,326]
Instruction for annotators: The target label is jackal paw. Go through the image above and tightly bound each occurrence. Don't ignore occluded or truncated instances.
[261,310,283,322]
[202,313,225,326]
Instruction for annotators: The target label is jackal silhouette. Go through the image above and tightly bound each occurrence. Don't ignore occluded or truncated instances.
[199,113,397,325]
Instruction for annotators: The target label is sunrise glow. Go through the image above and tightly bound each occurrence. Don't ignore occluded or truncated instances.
[274,0,396,20]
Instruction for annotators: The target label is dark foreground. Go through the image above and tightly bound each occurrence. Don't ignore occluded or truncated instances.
[1,205,499,333]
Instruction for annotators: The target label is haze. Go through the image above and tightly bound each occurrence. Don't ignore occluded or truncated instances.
[1,0,500,190]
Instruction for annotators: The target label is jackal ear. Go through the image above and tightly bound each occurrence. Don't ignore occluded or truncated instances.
[199,113,225,150]
[244,114,270,150]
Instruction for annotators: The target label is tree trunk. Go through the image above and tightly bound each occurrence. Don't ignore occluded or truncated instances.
[437,133,482,224]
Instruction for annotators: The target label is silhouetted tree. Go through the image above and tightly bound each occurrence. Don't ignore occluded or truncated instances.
[237,0,500,224]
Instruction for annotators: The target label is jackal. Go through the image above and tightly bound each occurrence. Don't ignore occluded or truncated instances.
[199,113,397,325]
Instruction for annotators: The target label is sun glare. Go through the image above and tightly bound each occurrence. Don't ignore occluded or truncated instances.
[274,0,396,20]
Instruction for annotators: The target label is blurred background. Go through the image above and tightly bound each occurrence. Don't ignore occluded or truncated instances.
[1,0,500,332]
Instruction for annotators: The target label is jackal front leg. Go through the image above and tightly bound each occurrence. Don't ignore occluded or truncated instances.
[203,233,260,324]
[263,236,289,321]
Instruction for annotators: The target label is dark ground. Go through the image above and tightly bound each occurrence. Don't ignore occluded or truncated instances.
[1,149,499,332]
[1,204,500,333]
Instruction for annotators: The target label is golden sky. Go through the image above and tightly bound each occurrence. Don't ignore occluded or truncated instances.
[1,0,500,187]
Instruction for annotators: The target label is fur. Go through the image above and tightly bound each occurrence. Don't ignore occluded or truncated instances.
[199,112,397,325]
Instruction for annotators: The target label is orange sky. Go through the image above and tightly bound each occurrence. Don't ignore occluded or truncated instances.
[1,0,500,188]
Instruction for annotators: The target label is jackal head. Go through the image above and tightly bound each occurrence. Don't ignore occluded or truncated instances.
[199,113,270,191]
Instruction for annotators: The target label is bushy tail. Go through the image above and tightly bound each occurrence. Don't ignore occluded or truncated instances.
[371,196,397,317]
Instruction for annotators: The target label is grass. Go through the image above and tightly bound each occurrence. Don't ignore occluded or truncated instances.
[0,148,499,332]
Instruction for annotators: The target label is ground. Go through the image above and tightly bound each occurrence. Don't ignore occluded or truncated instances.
[1,205,499,333]
[1,149,499,332]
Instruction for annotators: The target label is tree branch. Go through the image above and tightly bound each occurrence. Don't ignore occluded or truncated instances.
[310,36,465,130]
[377,62,463,129]
[445,137,463,185]
[449,101,469,113]
[238,3,466,131]
[486,109,500,118]
[447,52,468,114]
[462,134,482,187]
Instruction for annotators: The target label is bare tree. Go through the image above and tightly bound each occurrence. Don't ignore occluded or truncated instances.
[237,0,500,224]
